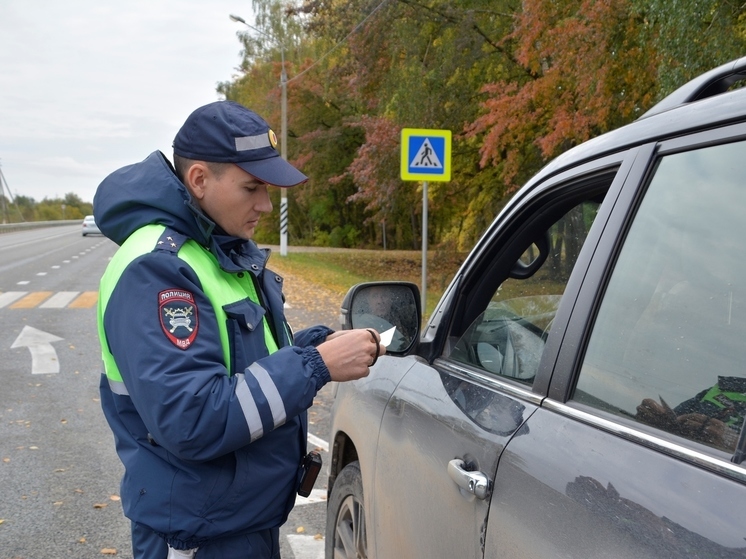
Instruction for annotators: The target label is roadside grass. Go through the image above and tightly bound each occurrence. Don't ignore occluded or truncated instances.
[267,249,467,317]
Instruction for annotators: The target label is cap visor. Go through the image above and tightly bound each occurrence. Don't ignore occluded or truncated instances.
[236,157,308,187]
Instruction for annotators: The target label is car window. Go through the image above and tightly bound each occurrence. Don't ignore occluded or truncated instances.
[450,197,603,384]
[574,140,746,456]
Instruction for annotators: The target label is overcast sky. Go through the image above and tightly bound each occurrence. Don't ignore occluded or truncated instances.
[1,0,255,203]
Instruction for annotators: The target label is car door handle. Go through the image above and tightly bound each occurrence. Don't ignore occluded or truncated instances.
[447,459,492,500]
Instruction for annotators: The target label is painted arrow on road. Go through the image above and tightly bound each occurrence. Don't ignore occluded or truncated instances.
[11,325,63,374]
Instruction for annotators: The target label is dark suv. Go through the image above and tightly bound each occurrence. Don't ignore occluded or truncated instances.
[325,57,746,559]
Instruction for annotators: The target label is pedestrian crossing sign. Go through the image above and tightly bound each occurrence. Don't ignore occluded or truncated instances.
[401,128,451,182]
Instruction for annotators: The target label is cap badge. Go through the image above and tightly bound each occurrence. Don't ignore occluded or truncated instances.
[268,129,279,150]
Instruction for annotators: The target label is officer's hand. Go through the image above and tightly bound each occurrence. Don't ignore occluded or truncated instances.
[325,330,355,341]
[317,329,386,382]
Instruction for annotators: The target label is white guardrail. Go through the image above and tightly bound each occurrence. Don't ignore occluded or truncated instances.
[0,220,81,234]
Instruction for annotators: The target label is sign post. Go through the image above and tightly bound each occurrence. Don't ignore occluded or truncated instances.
[400,128,452,313]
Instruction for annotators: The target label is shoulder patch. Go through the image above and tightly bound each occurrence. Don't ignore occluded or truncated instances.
[158,289,199,350]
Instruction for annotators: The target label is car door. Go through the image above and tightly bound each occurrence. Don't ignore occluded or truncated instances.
[370,153,631,559]
[485,128,746,557]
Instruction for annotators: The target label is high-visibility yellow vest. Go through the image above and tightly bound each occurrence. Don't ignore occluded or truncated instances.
[98,224,277,393]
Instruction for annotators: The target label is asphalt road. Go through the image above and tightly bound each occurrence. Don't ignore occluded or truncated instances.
[0,225,341,559]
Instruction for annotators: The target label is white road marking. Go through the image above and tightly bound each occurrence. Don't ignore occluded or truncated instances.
[294,488,327,506]
[307,433,329,453]
[40,291,80,308]
[0,291,27,307]
[10,325,63,374]
[286,535,324,559]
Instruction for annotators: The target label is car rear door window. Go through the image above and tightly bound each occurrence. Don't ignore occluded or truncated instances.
[574,140,746,457]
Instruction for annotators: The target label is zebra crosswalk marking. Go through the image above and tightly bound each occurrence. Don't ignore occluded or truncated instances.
[0,292,26,307]
[0,291,99,309]
[40,292,80,308]
[68,291,98,308]
[10,292,53,308]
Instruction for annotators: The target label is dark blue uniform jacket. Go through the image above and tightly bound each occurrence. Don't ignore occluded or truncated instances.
[94,151,332,550]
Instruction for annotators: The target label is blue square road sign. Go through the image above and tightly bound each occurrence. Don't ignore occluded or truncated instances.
[401,128,451,182]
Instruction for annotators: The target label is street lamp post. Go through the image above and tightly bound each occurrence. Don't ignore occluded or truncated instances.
[230,14,290,256]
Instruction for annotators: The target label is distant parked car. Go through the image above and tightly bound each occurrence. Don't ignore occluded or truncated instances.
[82,215,100,236]
[326,57,746,559]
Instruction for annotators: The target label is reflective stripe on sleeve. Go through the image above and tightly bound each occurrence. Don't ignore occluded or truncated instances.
[246,363,288,429]
[235,373,264,442]
[108,377,130,396]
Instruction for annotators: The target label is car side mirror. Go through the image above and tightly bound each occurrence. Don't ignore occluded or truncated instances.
[340,282,421,354]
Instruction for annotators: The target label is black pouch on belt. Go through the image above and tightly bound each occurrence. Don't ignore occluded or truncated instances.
[298,451,323,497]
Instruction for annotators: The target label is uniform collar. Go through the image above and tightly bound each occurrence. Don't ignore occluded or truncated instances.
[212,233,268,274]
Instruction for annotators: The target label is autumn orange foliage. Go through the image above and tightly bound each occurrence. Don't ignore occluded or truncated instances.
[468,0,658,191]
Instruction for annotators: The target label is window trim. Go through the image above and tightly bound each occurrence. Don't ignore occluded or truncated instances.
[436,358,544,407]
[544,399,746,482]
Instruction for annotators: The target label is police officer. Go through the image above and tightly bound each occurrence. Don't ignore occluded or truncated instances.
[94,101,384,559]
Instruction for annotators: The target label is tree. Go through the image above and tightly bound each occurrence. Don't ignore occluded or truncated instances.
[632,0,746,98]
[36,194,92,221]
[219,0,746,251]
[291,0,526,249]
[467,0,657,193]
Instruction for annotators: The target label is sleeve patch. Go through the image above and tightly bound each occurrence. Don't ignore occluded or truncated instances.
[158,289,199,350]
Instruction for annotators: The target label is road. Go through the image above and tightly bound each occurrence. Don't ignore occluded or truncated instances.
[0,225,338,559]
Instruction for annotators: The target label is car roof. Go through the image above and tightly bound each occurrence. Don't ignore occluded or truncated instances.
[523,56,746,191]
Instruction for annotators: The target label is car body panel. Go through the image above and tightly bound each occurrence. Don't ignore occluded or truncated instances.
[329,353,418,490]
[485,406,746,558]
[371,358,539,559]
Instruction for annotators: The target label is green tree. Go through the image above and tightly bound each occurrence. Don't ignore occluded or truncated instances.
[36,194,92,221]
[632,0,746,98]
